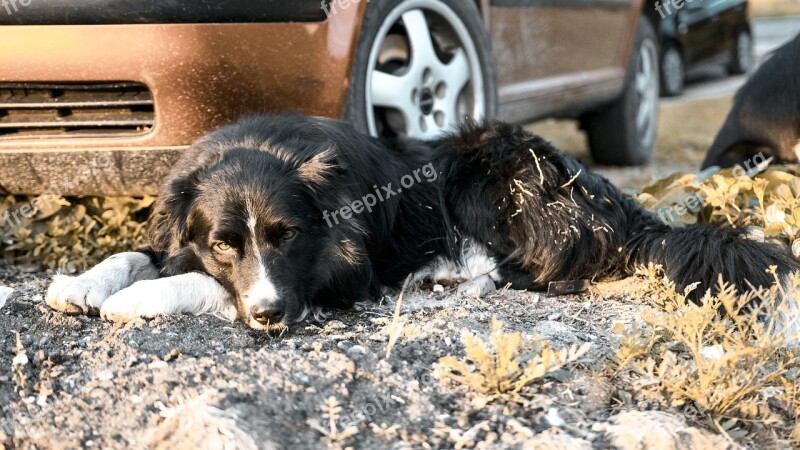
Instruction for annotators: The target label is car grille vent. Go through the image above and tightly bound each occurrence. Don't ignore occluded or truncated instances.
[0,82,154,139]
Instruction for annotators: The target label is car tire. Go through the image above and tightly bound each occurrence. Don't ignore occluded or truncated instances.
[345,0,497,140]
[659,43,685,97]
[581,18,659,166]
[728,29,753,75]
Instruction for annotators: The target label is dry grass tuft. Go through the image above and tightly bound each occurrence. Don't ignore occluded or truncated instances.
[1,195,152,271]
[152,391,262,450]
[636,164,800,256]
[11,332,28,397]
[434,316,591,398]
[307,396,359,443]
[614,265,800,443]
[385,274,412,359]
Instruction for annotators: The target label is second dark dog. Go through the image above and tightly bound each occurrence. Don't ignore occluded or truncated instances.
[702,33,800,168]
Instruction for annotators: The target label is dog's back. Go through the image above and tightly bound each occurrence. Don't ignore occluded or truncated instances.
[702,34,800,168]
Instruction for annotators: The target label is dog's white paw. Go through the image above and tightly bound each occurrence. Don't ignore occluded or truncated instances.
[99,273,236,323]
[46,274,116,315]
[45,252,159,316]
[100,280,167,322]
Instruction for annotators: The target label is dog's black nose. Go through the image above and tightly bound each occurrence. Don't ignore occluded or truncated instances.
[250,305,284,325]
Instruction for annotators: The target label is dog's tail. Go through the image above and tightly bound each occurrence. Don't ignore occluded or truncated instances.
[625,214,800,343]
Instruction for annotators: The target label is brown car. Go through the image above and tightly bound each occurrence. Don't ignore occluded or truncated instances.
[0,0,661,196]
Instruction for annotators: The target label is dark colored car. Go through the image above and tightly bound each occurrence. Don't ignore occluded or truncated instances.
[659,0,753,96]
[0,0,663,197]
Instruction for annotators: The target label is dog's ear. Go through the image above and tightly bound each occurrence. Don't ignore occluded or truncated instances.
[296,148,340,187]
[147,172,202,251]
[168,176,201,245]
[148,147,225,251]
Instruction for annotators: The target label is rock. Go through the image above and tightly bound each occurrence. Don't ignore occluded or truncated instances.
[148,361,168,370]
[0,286,12,310]
[531,320,579,344]
[544,408,566,427]
[346,345,367,359]
[700,345,725,360]
[523,430,592,450]
[97,370,114,381]
[457,275,496,298]
[593,410,735,450]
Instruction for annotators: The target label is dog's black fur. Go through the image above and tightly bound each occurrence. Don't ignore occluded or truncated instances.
[702,33,800,168]
[144,114,798,326]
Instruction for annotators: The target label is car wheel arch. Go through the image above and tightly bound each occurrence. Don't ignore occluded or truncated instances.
[641,0,664,36]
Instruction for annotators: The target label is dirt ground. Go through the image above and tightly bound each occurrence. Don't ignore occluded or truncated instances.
[751,0,800,18]
[0,96,771,450]
[1,263,740,450]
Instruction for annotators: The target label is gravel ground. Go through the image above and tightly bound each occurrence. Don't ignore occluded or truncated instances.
[0,261,742,450]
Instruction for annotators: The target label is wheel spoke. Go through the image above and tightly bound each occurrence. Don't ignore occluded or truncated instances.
[636,50,652,93]
[636,72,647,94]
[637,87,655,130]
[642,50,653,80]
[402,10,440,68]
[371,71,413,108]
[636,99,649,129]
[420,114,434,132]
[442,49,470,95]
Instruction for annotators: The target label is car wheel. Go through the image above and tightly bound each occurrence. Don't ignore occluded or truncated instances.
[728,29,753,75]
[346,0,497,140]
[660,43,684,97]
[581,18,659,166]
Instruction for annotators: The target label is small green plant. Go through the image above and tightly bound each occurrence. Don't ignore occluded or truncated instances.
[434,316,591,398]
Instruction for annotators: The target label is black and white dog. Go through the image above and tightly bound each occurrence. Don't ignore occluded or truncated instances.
[46,115,800,340]
[702,33,800,168]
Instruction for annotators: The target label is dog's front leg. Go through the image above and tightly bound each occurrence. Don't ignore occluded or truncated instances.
[99,272,236,323]
[46,252,160,315]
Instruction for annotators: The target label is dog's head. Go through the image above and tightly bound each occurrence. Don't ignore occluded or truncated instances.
[151,127,367,331]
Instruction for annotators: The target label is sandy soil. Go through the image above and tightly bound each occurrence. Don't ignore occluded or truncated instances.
[751,0,800,18]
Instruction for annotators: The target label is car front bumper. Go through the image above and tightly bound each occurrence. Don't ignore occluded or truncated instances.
[0,5,363,195]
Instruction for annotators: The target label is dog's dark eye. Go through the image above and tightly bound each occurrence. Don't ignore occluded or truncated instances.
[281,229,298,241]
[213,242,235,254]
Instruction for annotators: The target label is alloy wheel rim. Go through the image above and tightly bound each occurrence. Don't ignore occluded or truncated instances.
[365,1,485,139]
